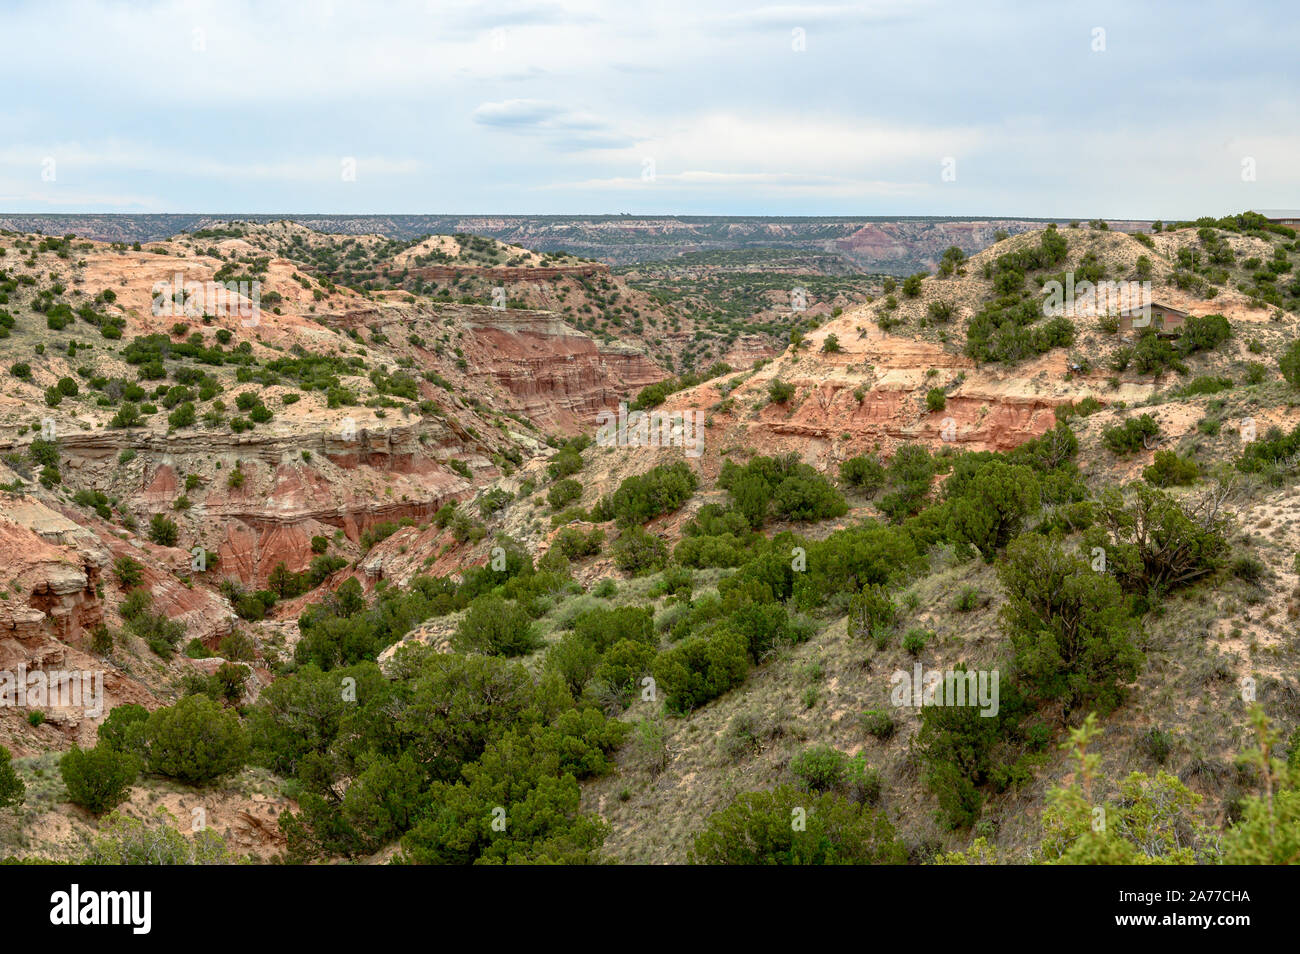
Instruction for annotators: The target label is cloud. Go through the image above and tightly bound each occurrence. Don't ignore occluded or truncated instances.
[551,169,921,199]
[434,0,603,33]
[473,99,569,127]
[473,99,637,149]
[0,142,423,184]
[0,0,1297,215]
[648,113,981,167]
[713,1,923,29]
[0,183,166,210]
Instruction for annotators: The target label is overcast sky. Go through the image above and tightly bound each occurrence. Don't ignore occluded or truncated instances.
[2,0,1297,218]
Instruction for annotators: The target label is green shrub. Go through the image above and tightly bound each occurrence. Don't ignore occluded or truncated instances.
[554,525,604,559]
[772,471,849,523]
[790,744,847,792]
[144,694,249,784]
[1143,450,1199,487]
[595,462,697,526]
[860,709,896,740]
[902,627,931,656]
[928,299,955,320]
[1138,728,1174,765]
[1180,375,1232,397]
[1132,331,1185,375]
[847,584,896,641]
[60,744,140,814]
[453,595,540,657]
[691,784,906,864]
[1176,313,1231,356]
[109,401,143,428]
[768,380,795,404]
[718,710,766,762]
[477,488,512,517]
[1000,534,1140,713]
[877,444,935,521]
[361,521,404,551]
[28,438,59,468]
[1280,340,1300,388]
[946,460,1042,560]
[572,606,655,653]
[148,513,179,546]
[1095,483,1230,595]
[839,455,885,494]
[113,555,144,589]
[594,639,655,703]
[548,478,583,511]
[651,629,749,713]
[612,525,668,574]
[547,446,583,480]
[126,606,186,659]
[545,608,655,702]
[1102,414,1159,455]
[0,746,25,810]
[719,454,846,528]
[840,754,883,805]
[89,624,115,655]
[218,631,257,662]
[168,401,196,428]
[953,585,981,612]
[1231,554,1266,584]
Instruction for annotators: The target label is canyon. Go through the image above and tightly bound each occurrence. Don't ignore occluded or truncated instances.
[2,214,1298,867]
[0,214,1151,274]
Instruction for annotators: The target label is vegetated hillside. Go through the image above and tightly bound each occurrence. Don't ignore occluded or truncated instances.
[0,220,680,859]
[3,213,1299,866]
[621,246,874,277]
[614,249,881,371]
[176,221,803,375]
[0,223,664,594]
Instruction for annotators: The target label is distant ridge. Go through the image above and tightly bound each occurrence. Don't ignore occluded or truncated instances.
[0,213,1153,273]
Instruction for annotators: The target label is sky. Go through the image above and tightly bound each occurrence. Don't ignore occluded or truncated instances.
[1,0,1297,218]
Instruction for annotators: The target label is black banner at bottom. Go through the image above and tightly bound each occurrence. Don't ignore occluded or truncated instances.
[0,863,1277,942]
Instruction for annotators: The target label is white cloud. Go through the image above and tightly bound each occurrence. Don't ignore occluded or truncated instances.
[625,113,982,168]
[474,99,637,149]
[552,169,921,199]
[0,184,166,210]
[0,142,423,183]
[0,0,1296,215]
[712,1,925,28]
